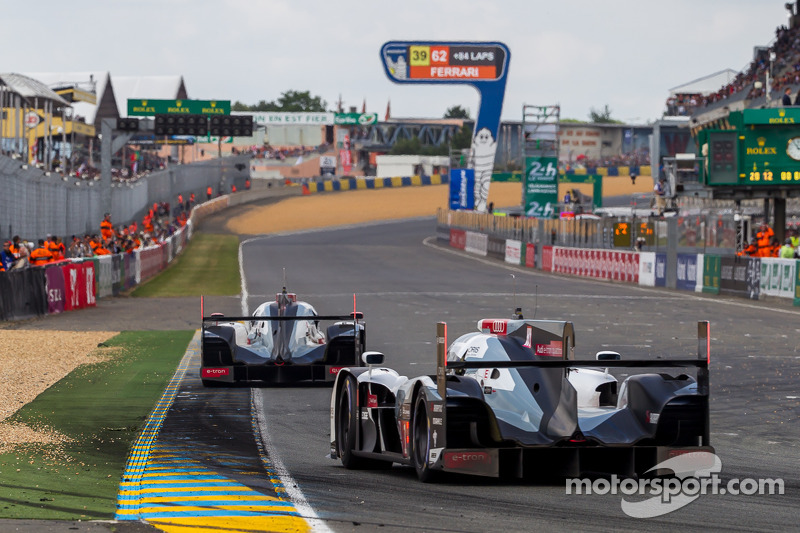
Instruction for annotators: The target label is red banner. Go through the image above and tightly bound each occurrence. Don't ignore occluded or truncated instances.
[450,229,466,250]
[541,246,553,272]
[551,247,639,283]
[60,262,96,311]
[525,243,536,268]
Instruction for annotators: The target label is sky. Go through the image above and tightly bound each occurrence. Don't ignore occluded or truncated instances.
[0,0,791,124]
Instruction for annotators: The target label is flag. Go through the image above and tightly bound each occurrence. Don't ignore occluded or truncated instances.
[361,99,366,114]
[385,99,391,121]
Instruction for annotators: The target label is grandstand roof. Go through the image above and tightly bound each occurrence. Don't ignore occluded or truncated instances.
[0,73,70,107]
[21,72,187,126]
[668,69,738,96]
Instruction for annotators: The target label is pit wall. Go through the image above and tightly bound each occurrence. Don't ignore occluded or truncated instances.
[437,224,800,307]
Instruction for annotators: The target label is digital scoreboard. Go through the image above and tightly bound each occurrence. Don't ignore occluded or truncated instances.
[380,41,510,213]
[704,108,800,186]
[382,43,507,82]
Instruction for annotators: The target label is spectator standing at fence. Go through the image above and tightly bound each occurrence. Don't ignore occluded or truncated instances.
[790,228,800,248]
[783,87,794,106]
[101,213,114,240]
[48,236,65,261]
[13,242,30,269]
[30,239,53,266]
[1,241,16,270]
[67,236,83,258]
[755,223,775,257]
[779,238,796,258]
[738,241,757,256]
[654,178,667,215]
[9,236,21,260]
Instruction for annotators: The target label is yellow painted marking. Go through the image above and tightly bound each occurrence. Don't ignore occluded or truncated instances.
[147,516,310,533]
[138,504,293,514]
[140,495,281,503]
[119,486,255,495]
[411,175,422,186]
[355,178,367,189]
[390,177,403,187]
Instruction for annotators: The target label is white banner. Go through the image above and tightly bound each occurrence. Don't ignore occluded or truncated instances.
[244,112,335,126]
[760,258,796,298]
[695,254,705,293]
[505,240,522,264]
[465,231,488,256]
[638,252,656,287]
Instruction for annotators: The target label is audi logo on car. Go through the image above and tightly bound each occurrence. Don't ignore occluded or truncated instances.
[479,319,507,335]
[201,367,229,377]
[444,451,491,468]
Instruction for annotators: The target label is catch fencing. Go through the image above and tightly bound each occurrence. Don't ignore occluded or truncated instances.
[0,153,250,243]
[437,209,800,306]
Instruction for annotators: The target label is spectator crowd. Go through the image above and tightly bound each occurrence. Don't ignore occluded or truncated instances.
[0,195,194,273]
[666,22,800,115]
[738,223,800,258]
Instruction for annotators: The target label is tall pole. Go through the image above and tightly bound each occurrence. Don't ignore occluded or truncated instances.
[101,118,113,214]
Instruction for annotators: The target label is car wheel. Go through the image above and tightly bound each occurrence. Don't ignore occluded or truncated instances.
[412,394,439,483]
[337,375,366,468]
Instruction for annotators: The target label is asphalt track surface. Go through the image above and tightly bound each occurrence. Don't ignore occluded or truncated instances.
[6,216,800,532]
[231,218,800,532]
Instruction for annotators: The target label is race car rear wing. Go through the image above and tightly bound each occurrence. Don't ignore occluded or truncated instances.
[200,294,364,325]
[436,321,711,443]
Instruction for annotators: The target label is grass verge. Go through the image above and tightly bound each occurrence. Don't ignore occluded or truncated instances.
[131,233,241,297]
[0,330,195,520]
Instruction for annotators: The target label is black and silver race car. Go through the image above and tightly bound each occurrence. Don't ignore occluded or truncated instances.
[200,288,365,386]
[330,317,712,481]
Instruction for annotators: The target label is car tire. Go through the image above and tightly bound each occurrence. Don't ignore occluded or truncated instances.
[412,394,439,483]
[337,375,389,469]
[337,375,367,469]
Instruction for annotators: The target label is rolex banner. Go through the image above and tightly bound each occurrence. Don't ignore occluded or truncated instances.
[524,156,558,218]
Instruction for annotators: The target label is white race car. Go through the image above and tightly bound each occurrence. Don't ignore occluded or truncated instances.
[330,316,711,481]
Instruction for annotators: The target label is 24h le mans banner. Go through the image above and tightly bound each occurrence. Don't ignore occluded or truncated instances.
[524,156,558,218]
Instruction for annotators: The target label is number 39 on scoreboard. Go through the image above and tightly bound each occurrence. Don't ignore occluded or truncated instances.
[409,45,449,66]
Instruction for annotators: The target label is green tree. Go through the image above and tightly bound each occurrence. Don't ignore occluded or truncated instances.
[231,91,327,112]
[275,90,327,112]
[444,105,471,119]
[389,137,423,155]
[451,124,473,151]
[589,105,622,124]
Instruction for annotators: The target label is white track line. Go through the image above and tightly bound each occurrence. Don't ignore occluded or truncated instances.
[240,236,332,532]
[253,389,333,533]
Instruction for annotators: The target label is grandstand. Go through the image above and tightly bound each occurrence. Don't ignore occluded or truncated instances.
[666,1,800,129]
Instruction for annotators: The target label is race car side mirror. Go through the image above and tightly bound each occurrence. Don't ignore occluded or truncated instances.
[596,351,621,361]
[362,351,384,365]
